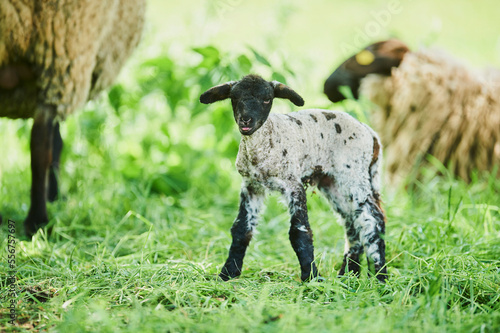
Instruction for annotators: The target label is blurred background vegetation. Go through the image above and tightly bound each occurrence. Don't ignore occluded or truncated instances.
[0,0,499,331]
[3,0,499,212]
[2,0,500,209]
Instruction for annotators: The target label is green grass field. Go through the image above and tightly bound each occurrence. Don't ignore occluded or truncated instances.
[1,0,500,332]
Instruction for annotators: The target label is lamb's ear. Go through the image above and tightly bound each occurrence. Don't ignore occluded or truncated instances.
[200,81,237,104]
[271,81,305,106]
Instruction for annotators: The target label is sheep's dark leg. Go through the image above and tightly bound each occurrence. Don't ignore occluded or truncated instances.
[24,107,56,237]
[220,185,264,281]
[338,222,364,277]
[286,186,318,281]
[354,196,387,282]
[48,122,63,202]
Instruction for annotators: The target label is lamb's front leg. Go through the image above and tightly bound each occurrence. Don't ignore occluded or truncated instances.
[220,184,264,281]
[285,185,319,281]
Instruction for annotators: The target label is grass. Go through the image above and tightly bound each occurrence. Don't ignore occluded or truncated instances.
[2,170,499,332]
[1,0,500,332]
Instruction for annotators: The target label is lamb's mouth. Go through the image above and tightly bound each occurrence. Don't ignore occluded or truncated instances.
[239,126,254,135]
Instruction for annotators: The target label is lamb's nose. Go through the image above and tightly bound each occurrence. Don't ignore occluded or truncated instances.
[241,116,252,125]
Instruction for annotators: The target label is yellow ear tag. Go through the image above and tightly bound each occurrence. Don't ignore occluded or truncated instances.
[355,50,375,66]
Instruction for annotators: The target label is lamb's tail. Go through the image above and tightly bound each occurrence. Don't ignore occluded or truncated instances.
[365,127,385,218]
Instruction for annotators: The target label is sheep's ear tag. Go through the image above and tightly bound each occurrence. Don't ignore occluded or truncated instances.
[355,50,375,66]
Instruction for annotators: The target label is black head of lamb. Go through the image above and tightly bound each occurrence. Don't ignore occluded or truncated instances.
[200,74,304,135]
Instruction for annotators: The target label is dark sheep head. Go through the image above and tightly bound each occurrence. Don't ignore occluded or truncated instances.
[324,39,410,103]
[200,74,304,135]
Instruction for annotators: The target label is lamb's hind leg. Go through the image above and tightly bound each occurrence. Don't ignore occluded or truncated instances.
[318,176,363,278]
[220,184,265,281]
[353,195,387,282]
[338,225,364,278]
[284,184,318,281]
[24,106,56,237]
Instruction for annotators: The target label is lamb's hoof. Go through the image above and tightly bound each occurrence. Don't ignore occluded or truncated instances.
[337,270,361,278]
[377,276,388,283]
[24,213,48,238]
[375,270,388,283]
[219,272,239,281]
[301,274,321,282]
[219,267,241,281]
[338,261,361,278]
[218,273,230,281]
[310,275,325,282]
[300,265,320,282]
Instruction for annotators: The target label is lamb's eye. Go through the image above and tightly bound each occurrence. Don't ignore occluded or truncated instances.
[263,100,271,104]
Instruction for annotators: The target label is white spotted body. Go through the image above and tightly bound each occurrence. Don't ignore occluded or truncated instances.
[237,109,380,217]
[235,109,387,281]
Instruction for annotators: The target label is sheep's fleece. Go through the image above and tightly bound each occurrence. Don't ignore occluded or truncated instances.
[0,0,145,119]
[360,49,500,184]
[237,109,380,202]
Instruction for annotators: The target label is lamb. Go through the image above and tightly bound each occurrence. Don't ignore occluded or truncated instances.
[0,0,146,236]
[324,39,500,185]
[200,74,388,282]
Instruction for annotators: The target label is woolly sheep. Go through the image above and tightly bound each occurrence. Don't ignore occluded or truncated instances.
[0,0,145,236]
[324,39,500,185]
[200,74,388,282]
